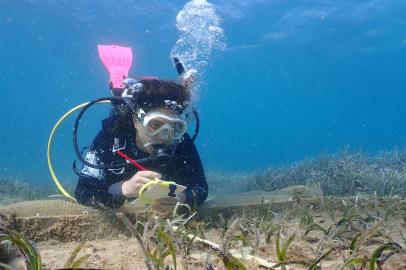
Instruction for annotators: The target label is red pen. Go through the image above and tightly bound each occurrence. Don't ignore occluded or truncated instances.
[117,151,147,171]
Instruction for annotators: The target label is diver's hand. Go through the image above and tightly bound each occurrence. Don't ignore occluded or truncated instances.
[122,171,161,198]
[152,193,187,213]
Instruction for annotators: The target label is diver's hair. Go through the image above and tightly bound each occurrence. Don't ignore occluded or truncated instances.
[113,79,190,131]
[136,79,190,112]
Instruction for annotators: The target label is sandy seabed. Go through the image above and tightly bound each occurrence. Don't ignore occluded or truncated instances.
[2,189,406,270]
[4,211,406,270]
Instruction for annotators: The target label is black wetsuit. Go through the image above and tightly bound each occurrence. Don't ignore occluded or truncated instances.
[75,115,208,209]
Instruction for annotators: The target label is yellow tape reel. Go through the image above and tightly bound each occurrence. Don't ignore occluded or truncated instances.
[139,180,177,204]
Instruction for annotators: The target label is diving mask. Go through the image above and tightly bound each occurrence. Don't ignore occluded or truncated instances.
[137,109,187,141]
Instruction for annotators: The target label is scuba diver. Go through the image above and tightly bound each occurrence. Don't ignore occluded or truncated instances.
[74,45,208,212]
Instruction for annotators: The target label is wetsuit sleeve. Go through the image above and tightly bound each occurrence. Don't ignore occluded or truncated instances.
[75,176,126,209]
[75,128,127,209]
[174,133,208,208]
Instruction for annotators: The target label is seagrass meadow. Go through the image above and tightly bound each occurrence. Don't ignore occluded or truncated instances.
[2,147,406,269]
[2,146,406,206]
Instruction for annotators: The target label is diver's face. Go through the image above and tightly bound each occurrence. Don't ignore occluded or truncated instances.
[133,107,180,155]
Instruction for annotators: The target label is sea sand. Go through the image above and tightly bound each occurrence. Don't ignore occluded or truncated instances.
[1,186,406,269]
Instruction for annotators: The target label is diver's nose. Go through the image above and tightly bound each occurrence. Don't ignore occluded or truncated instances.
[158,129,170,141]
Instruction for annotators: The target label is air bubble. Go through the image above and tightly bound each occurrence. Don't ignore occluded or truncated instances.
[170,0,226,109]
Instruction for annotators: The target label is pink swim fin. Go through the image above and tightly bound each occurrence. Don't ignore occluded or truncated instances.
[98,45,132,95]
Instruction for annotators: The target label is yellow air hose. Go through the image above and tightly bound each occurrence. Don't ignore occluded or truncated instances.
[47,100,111,201]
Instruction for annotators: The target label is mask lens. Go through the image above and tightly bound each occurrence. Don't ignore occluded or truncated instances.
[171,121,187,139]
[142,112,187,139]
[147,119,166,134]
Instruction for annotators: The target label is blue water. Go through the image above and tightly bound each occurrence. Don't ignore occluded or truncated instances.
[0,0,406,187]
